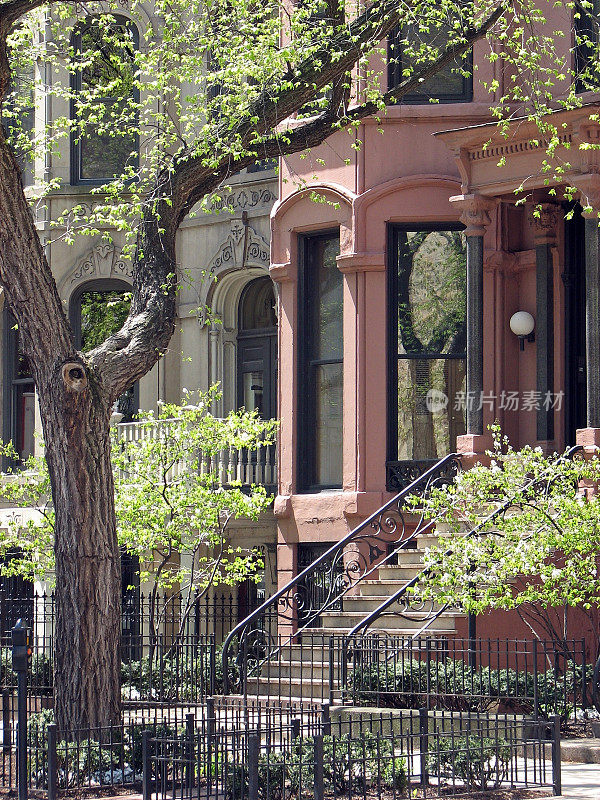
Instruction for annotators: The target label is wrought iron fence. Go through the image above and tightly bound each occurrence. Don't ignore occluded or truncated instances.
[228,631,591,721]
[143,706,561,799]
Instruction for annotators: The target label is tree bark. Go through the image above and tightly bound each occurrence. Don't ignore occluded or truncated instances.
[41,374,121,732]
[0,130,122,731]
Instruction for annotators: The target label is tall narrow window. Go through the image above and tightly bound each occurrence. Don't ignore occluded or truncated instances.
[575,0,600,91]
[3,312,35,463]
[298,232,342,491]
[71,16,139,184]
[388,26,473,103]
[387,225,467,489]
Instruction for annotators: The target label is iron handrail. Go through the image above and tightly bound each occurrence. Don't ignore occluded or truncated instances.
[221,452,460,693]
[343,444,584,645]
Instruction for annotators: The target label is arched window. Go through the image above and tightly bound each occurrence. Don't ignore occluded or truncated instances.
[237,277,277,419]
[71,16,139,184]
[69,280,138,421]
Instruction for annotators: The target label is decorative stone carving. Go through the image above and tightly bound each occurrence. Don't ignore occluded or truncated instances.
[529,203,559,244]
[59,242,133,298]
[209,186,277,215]
[449,193,496,237]
[206,222,270,277]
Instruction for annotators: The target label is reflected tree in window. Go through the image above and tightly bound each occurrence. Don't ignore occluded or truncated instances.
[71,17,138,183]
[392,228,467,461]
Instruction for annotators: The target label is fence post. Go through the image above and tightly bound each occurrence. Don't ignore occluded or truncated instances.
[291,718,300,741]
[533,639,539,719]
[341,642,348,704]
[551,715,561,796]
[248,733,259,800]
[205,697,215,797]
[321,701,331,737]
[185,712,195,794]
[2,689,10,755]
[328,637,335,706]
[47,724,57,800]
[209,636,216,697]
[419,707,429,790]
[142,730,152,800]
[314,734,324,800]
[581,638,587,713]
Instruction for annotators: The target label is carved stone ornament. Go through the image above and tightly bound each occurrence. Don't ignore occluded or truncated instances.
[59,242,133,297]
[529,203,559,243]
[206,222,270,278]
[209,186,277,215]
[449,193,496,237]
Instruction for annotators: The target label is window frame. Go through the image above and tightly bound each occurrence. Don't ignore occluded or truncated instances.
[69,279,139,417]
[297,229,343,493]
[387,26,473,104]
[70,15,140,186]
[386,222,467,474]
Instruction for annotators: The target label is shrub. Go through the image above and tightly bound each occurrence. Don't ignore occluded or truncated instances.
[427,733,510,790]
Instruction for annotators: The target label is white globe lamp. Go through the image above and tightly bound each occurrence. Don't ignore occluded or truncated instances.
[509,311,535,350]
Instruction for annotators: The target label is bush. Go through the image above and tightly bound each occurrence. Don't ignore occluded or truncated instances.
[220,733,407,800]
[348,654,590,716]
[427,733,510,790]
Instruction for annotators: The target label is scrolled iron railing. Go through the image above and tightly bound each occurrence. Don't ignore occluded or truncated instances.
[221,452,462,694]
[343,444,584,648]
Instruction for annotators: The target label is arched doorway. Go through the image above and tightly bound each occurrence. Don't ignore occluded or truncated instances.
[236,277,277,618]
[237,277,277,420]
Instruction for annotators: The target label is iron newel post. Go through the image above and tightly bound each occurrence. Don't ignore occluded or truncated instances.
[12,619,32,800]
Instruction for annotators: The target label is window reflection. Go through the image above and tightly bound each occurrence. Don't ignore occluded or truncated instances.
[390,227,467,462]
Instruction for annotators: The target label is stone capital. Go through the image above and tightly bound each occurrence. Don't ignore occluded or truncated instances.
[529,203,560,244]
[449,194,496,237]
[571,173,600,217]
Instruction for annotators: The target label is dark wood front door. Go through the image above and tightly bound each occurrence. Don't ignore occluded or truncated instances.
[237,333,277,419]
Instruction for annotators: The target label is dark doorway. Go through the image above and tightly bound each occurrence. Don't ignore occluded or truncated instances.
[563,204,587,445]
[237,277,277,420]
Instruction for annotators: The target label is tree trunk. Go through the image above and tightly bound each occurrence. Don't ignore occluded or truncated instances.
[40,371,121,732]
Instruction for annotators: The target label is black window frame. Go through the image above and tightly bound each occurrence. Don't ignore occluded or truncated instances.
[387,26,473,104]
[574,0,600,92]
[70,14,140,186]
[297,229,343,493]
[386,222,467,482]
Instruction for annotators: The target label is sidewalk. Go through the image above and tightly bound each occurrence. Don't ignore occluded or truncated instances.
[560,762,600,799]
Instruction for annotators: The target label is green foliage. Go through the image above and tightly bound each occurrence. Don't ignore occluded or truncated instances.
[80,290,132,352]
[427,733,511,791]
[348,655,591,717]
[222,732,406,800]
[0,388,276,595]
[409,425,600,615]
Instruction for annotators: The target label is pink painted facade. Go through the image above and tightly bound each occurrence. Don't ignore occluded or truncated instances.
[269,15,600,640]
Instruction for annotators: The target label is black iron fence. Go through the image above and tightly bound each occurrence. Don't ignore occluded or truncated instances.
[4,701,561,797]
[235,632,591,720]
[143,706,561,799]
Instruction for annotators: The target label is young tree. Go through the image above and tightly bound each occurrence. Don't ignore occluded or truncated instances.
[0,0,589,729]
[0,392,276,649]
[409,426,600,653]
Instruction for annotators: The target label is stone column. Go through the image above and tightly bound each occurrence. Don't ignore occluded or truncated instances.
[573,175,600,431]
[530,203,559,442]
[450,194,496,460]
